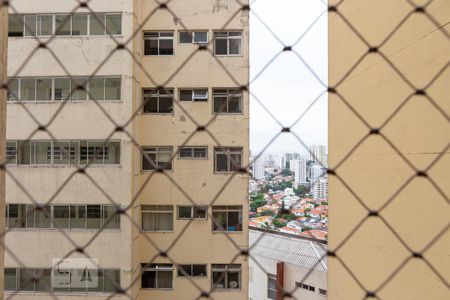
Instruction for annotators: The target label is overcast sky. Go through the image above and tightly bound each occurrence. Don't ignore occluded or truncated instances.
[250,0,328,155]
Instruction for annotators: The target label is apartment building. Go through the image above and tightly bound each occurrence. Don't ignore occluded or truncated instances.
[4,1,249,299]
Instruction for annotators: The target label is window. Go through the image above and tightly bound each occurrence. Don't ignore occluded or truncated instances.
[267,274,277,299]
[6,204,120,230]
[6,141,17,164]
[212,264,241,290]
[6,140,120,166]
[55,15,71,35]
[177,264,207,277]
[142,147,173,171]
[319,288,327,296]
[179,31,208,44]
[144,31,174,55]
[179,89,208,102]
[178,146,208,159]
[142,205,173,231]
[214,147,243,172]
[5,268,17,291]
[8,15,23,36]
[296,282,316,292]
[7,13,121,36]
[212,206,242,232]
[141,264,173,289]
[7,77,121,102]
[143,88,174,113]
[213,89,242,113]
[177,206,208,220]
[213,31,242,55]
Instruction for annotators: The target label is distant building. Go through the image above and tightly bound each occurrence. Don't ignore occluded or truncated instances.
[310,144,327,166]
[249,229,327,300]
[293,157,307,186]
[310,164,324,182]
[312,177,328,201]
[253,155,265,180]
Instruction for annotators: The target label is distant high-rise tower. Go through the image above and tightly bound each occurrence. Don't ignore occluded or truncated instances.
[310,144,327,166]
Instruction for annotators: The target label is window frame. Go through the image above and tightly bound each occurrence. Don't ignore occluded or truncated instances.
[213,147,243,173]
[141,205,174,232]
[141,264,174,289]
[212,88,243,114]
[143,31,174,56]
[296,282,316,292]
[211,264,241,290]
[213,31,243,56]
[211,206,243,232]
[179,88,209,102]
[177,146,208,159]
[179,30,209,44]
[267,273,277,299]
[177,264,207,277]
[177,205,208,220]
[5,140,18,165]
[141,146,173,171]
[142,88,174,114]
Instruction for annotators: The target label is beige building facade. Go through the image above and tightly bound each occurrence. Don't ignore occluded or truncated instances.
[3,0,249,299]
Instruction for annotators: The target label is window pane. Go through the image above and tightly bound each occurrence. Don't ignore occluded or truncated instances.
[104,270,120,292]
[32,141,51,164]
[105,78,121,100]
[193,265,207,276]
[87,205,101,228]
[24,15,36,36]
[159,39,173,55]
[88,269,103,292]
[8,15,24,37]
[36,78,52,101]
[26,205,35,228]
[89,78,105,100]
[90,142,105,164]
[52,268,70,292]
[6,141,17,164]
[228,271,240,289]
[37,15,53,36]
[179,147,193,158]
[105,14,121,35]
[5,269,17,291]
[54,78,71,101]
[104,141,120,164]
[142,271,156,288]
[70,205,86,229]
[215,153,228,172]
[179,90,192,101]
[228,211,242,231]
[8,204,26,228]
[159,96,173,113]
[230,153,242,171]
[90,13,105,35]
[157,271,173,288]
[194,31,208,43]
[212,211,226,231]
[53,206,70,229]
[72,14,88,35]
[212,270,226,288]
[214,96,228,113]
[19,269,35,291]
[35,269,51,292]
[142,152,156,170]
[103,206,120,229]
[178,206,192,219]
[55,15,71,35]
[144,39,158,55]
[20,78,35,101]
[18,141,31,164]
[177,265,191,276]
[229,96,242,113]
[214,38,227,55]
[53,141,70,164]
[6,79,19,100]
[35,206,51,228]
[143,96,158,113]
[193,148,207,158]
[158,149,172,170]
[193,206,207,219]
[71,78,87,100]
[179,31,192,43]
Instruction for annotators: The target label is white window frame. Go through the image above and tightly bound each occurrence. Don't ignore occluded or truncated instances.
[211,205,243,232]
[141,264,173,289]
[179,30,209,44]
[214,147,243,172]
[211,264,241,290]
[142,88,174,114]
[267,273,277,299]
[177,205,208,220]
[177,264,207,277]
[212,88,243,114]
[178,146,208,159]
[141,205,174,232]
[143,31,174,55]
[141,146,173,171]
[179,88,209,102]
[213,31,243,56]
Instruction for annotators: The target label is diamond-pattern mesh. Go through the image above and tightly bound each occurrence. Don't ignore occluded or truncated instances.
[0,0,448,299]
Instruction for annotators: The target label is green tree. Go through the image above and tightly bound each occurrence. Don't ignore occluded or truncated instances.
[281,168,292,176]
[321,201,328,206]
[281,213,297,221]
[273,219,287,228]
[260,210,276,217]
[250,198,266,212]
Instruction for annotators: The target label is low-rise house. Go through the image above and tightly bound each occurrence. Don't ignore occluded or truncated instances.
[299,230,328,241]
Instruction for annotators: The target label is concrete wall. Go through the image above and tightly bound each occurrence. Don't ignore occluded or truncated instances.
[329,0,450,299]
